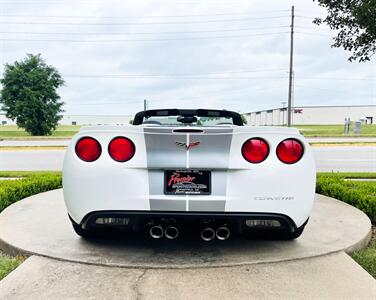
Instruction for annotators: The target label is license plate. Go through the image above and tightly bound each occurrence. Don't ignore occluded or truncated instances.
[164,170,211,195]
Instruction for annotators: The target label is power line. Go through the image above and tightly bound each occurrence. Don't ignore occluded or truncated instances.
[295,25,330,30]
[297,76,376,81]
[0,26,289,36]
[0,15,290,26]
[0,0,288,4]
[68,100,142,106]
[63,76,288,80]
[295,15,316,20]
[294,84,369,94]
[0,10,290,19]
[0,32,289,42]
[62,69,287,78]
[295,31,333,37]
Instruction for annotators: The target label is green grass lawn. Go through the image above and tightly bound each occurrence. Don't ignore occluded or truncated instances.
[295,124,376,137]
[352,238,376,278]
[0,125,80,139]
[0,255,23,280]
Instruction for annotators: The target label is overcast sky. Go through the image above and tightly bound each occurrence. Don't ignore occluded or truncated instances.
[0,0,375,115]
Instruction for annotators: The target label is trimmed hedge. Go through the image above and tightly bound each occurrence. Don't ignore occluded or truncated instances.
[316,174,376,223]
[0,174,62,212]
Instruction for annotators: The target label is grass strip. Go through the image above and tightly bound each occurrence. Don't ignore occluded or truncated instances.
[0,146,67,151]
[0,255,23,280]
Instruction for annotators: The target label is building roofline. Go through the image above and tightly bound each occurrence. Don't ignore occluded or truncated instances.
[246,104,376,114]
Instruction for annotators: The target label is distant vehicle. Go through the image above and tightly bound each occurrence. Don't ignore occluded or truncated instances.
[63,109,316,241]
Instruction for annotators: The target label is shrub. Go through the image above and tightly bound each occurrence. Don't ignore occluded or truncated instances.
[316,174,376,223]
[0,174,62,212]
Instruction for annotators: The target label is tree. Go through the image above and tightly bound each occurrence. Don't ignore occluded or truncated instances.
[0,54,65,135]
[314,0,376,62]
[241,114,248,125]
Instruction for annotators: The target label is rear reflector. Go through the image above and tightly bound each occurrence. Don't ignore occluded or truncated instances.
[108,137,135,162]
[276,139,304,164]
[246,219,281,228]
[95,217,130,226]
[241,138,269,163]
[75,137,101,162]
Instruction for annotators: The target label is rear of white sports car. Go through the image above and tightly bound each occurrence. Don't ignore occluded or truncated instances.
[63,109,316,240]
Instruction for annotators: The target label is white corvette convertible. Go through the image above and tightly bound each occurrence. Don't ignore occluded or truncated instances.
[63,109,316,241]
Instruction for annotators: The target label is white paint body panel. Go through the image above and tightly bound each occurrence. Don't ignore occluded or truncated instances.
[63,125,316,228]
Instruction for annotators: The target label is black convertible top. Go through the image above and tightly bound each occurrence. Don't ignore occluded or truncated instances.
[132,109,244,126]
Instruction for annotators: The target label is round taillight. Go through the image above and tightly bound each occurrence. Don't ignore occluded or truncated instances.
[277,139,304,164]
[108,137,135,162]
[75,137,101,162]
[242,138,269,163]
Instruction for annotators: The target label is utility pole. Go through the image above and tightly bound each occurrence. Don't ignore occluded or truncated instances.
[143,99,148,111]
[287,5,294,127]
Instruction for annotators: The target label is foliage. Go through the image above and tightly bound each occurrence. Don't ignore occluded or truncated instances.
[0,172,61,281]
[314,0,376,62]
[241,114,248,125]
[352,238,376,278]
[0,171,61,178]
[0,173,62,212]
[0,255,22,280]
[0,54,65,135]
[316,173,376,222]
[318,172,376,179]
[351,241,376,278]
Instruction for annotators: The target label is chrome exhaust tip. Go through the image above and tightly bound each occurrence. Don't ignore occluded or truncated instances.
[165,226,179,240]
[149,225,164,239]
[200,227,216,242]
[216,226,230,241]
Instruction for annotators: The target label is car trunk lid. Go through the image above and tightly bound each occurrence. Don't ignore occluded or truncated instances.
[143,127,234,169]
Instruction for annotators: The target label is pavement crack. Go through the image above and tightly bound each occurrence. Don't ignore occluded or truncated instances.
[134,269,148,300]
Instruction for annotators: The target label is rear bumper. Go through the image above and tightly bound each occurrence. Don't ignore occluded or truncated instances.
[74,211,304,235]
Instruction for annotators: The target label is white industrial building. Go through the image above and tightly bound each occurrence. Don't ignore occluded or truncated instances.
[245,105,376,126]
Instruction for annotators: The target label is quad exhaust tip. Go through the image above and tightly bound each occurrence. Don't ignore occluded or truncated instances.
[200,227,216,242]
[149,225,164,239]
[165,226,179,240]
[216,226,230,241]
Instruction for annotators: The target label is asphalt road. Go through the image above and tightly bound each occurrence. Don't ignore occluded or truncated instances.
[313,146,376,172]
[0,146,375,172]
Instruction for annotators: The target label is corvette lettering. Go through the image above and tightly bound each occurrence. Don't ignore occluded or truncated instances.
[254,196,295,201]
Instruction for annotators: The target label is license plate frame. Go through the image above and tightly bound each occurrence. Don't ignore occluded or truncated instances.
[164,170,211,195]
